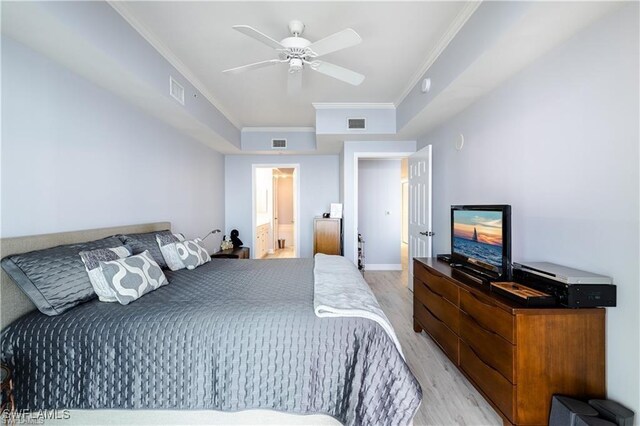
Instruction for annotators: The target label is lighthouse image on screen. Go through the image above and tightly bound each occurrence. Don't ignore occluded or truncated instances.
[452,210,503,267]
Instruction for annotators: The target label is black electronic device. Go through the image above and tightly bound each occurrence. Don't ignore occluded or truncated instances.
[436,253,452,263]
[450,205,511,281]
[513,262,616,308]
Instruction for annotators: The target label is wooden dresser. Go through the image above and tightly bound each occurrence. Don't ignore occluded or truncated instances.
[413,258,605,426]
[313,217,342,255]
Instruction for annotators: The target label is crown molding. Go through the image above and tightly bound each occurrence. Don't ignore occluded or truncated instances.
[394,1,481,106]
[242,127,316,133]
[107,1,241,129]
[312,102,396,110]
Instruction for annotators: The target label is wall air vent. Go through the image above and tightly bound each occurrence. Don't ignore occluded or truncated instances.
[347,118,366,130]
[169,76,185,105]
[271,139,287,149]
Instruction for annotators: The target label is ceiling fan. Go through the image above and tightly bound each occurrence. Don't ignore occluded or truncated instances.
[223,20,365,91]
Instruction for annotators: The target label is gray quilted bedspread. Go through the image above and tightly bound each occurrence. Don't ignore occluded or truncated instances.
[1,259,421,425]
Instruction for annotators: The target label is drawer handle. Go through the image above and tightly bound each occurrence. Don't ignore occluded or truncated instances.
[466,343,504,378]
[467,290,497,309]
[425,282,447,301]
[463,311,502,339]
[422,302,446,325]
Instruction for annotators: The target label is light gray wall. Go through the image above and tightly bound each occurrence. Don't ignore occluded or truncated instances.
[418,4,639,413]
[3,1,240,148]
[358,159,402,266]
[277,176,294,225]
[225,155,340,258]
[396,1,530,130]
[1,37,225,253]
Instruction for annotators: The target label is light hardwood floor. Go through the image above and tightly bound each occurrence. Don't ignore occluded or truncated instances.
[365,269,502,426]
[264,246,295,259]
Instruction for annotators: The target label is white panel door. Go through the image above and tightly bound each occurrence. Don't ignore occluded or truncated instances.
[408,145,433,290]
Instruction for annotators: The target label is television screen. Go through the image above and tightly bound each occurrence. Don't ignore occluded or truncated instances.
[452,209,504,269]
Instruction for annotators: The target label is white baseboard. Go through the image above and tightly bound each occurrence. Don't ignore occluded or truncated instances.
[365,264,402,271]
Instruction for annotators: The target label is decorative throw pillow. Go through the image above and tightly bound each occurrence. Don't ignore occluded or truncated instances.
[0,236,124,316]
[79,246,131,302]
[118,230,173,269]
[176,238,211,270]
[156,233,186,271]
[99,250,168,305]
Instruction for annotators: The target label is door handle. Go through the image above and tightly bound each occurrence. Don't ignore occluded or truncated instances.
[419,231,435,237]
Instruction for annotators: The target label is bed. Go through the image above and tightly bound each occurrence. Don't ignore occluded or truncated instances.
[0,223,421,425]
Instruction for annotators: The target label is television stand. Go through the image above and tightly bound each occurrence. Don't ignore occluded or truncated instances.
[413,258,605,425]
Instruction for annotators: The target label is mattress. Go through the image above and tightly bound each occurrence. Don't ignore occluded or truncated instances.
[1,258,421,425]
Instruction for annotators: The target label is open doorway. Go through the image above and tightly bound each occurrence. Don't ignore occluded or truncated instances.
[356,156,409,279]
[252,165,299,259]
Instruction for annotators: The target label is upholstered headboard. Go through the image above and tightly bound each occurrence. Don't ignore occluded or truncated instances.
[0,222,171,329]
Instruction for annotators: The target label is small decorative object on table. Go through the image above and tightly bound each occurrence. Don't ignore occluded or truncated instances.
[220,236,233,251]
[230,229,243,248]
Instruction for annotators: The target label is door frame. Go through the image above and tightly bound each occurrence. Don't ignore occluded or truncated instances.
[352,152,415,264]
[251,164,300,259]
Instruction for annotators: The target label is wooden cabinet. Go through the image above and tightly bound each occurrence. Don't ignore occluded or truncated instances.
[313,218,342,255]
[256,223,271,258]
[211,247,250,259]
[413,258,605,426]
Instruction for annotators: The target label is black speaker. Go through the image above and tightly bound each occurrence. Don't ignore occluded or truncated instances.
[589,399,635,426]
[576,415,617,426]
[549,395,599,426]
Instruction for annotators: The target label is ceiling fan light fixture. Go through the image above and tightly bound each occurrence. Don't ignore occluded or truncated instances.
[289,58,303,73]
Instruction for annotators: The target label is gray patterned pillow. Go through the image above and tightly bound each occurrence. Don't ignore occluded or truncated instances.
[156,233,186,271]
[79,246,131,302]
[176,238,211,270]
[118,230,173,268]
[99,250,168,305]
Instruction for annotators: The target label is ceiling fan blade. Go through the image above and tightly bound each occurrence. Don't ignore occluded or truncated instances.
[223,59,281,74]
[232,25,283,50]
[311,61,365,86]
[287,71,302,95]
[307,28,362,57]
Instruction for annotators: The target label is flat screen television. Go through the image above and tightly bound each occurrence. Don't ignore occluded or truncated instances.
[451,205,511,280]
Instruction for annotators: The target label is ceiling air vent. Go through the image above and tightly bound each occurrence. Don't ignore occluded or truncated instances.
[169,76,185,105]
[271,139,287,149]
[348,118,366,130]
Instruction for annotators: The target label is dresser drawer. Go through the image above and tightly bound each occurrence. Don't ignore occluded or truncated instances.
[460,288,514,343]
[460,311,515,383]
[414,261,459,305]
[415,278,459,334]
[460,341,515,422]
[414,300,459,364]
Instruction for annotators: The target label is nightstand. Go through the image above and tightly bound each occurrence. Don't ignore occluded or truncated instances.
[1,364,15,420]
[211,247,250,259]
